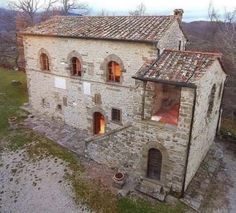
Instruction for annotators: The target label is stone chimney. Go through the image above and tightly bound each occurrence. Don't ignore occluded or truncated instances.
[174,9,184,22]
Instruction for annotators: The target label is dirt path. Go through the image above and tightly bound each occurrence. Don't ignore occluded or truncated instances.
[201,141,236,212]
[0,149,89,213]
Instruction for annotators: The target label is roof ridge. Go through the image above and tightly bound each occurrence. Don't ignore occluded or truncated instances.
[164,49,223,57]
[52,15,174,18]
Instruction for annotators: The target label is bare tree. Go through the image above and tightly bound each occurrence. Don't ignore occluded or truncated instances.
[129,2,146,16]
[208,4,236,65]
[9,0,41,25]
[60,0,89,15]
[9,0,59,25]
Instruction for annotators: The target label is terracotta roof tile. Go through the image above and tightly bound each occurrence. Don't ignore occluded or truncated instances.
[22,15,176,42]
[135,49,222,84]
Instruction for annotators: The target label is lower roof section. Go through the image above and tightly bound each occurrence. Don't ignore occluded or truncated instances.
[134,49,222,86]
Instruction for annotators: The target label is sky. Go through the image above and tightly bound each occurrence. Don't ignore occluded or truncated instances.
[0,0,235,22]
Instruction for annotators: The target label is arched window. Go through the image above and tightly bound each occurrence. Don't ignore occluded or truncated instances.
[71,57,81,76]
[147,148,162,180]
[207,84,216,117]
[40,53,49,71]
[108,61,121,83]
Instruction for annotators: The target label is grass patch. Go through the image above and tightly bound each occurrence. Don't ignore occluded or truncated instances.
[0,67,28,133]
[72,177,118,212]
[221,119,236,139]
[118,197,186,213]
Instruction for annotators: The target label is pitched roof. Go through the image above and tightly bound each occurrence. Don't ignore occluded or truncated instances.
[134,49,223,85]
[21,15,176,43]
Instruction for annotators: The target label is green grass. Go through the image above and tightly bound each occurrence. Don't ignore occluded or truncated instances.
[118,197,186,213]
[221,119,236,139]
[0,67,188,212]
[0,67,28,132]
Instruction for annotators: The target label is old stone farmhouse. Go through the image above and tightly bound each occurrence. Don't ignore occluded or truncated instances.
[21,9,226,199]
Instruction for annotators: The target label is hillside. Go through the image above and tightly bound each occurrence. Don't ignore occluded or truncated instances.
[183,21,236,120]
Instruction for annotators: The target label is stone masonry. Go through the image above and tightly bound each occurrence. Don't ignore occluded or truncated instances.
[22,13,226,198]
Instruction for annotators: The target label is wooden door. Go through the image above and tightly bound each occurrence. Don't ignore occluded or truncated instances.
[147,148,162,180]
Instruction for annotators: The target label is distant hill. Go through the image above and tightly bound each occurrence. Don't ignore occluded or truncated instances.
[0,8,16,31]
[183,21,236,120]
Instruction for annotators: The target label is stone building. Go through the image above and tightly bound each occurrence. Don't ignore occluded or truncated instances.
[21,9,226,199]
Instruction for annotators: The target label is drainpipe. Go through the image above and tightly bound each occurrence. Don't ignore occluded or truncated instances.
[181,87,197,198]
[142,81,147,120]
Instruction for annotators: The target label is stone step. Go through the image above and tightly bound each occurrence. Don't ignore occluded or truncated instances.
[135,179,167,201]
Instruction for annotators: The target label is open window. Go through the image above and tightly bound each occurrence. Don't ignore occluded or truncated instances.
[40,53,49,71]
[71,57,82,76]
[151,84,181,125]
[107,61,121,83]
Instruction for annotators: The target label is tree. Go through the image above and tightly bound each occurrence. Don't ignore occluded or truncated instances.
[9,0,41,25]
[129,2,146,16]
[208,4,236,65]
[60,0,89,15]
[9,0,59,25]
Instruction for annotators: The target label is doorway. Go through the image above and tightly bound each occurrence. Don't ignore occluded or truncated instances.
[93,112,105,135]
[147,148,162,180]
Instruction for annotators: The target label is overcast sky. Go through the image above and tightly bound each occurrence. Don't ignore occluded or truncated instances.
[0,0,235,22]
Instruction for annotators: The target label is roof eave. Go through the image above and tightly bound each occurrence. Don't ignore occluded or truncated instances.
[19,32,158,45]
[132,75,197,88]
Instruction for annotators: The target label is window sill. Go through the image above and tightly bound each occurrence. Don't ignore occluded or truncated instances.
[106,81,122,87]
[139,119,178,131]
[70,75,83,80]
[111,120,123,126]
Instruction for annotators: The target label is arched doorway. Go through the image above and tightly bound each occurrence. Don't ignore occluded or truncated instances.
[147,148,162,180]
[93,112,105,135]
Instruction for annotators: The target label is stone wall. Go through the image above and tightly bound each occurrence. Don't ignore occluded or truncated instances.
[23,36,157,132]
[158,20,187,52]
[185,60,226,189]
[86,86,195,194]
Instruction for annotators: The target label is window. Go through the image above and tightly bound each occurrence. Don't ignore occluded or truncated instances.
[71,57,82,76]
[57,104,62,111]
[111,108,121,123]
[94,93,101,105]
[178,41,182,50]
[108,61,121,83]
[151,84,181,125]
[40,53,49,71]
[42,98,46,107]
[63,97,67,106]
[207,84,216,117]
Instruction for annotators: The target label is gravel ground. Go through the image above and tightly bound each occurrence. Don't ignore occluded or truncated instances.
[0,149,89,213]
[201,141,236,213]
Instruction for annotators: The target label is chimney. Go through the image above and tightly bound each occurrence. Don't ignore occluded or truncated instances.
[174,9,184,22]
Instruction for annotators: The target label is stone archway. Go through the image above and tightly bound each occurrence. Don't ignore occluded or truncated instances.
[66,50,84,76]
[147,148,162,180]
[141,142,170,185]
[93,112,105,135]
[100,54,125,83]
[37,48,52,71]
